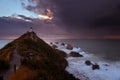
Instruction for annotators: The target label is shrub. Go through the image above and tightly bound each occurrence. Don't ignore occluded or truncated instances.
[0,59,10,71]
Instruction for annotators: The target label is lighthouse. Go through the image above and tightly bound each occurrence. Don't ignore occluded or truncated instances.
[30,27,33,32]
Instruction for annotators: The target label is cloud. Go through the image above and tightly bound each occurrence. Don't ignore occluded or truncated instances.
[93,15,120,27]
[1,0,119,39]
[21,1,120,24]
[17,15,33,21]
[21,0,120,39]
[90,4,120,36]
[0,16,34,37]
[21,0,53,14]
[0,15,68,39]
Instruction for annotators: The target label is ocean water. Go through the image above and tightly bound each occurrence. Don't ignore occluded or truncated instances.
[0,40,13,49]
[45,39,120,61]
[54,41,120,80]
[0,39,120,61]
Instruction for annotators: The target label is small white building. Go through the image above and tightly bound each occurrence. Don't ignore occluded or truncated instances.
[30,27,33,32]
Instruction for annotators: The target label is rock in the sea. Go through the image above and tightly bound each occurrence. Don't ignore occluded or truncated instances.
[104,64,109,66]
[70,51,83,57]
[52,44,58,49]
[85,60,92,66]
[61,43,65,46]
[66,44,73,50]
[92,63,100,70]
[50,42,53,45]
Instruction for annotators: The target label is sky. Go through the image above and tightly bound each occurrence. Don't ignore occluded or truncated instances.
[0,0,120,39]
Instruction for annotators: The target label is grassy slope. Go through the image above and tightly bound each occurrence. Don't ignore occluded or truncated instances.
[0,32,78,80]
[0,41,15,71]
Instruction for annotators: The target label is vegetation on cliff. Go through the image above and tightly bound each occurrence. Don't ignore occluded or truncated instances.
[0,31,78,80]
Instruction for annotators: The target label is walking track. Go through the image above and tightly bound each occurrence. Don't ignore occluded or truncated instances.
[4,44,21,80]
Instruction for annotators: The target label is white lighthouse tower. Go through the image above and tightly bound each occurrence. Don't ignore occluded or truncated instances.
[30,27,33,32]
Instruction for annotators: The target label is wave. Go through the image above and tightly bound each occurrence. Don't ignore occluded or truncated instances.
[51,42,120,80]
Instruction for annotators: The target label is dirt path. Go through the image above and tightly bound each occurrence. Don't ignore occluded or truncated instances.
[4,44,21,80]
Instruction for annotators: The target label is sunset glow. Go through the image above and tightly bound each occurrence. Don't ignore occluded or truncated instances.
[38,14,53,20]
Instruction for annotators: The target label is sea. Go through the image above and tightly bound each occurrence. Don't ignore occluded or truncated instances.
[46,39,120,80]
[0,39,120,61]
[0,40,13,49]
[45,39,120,61]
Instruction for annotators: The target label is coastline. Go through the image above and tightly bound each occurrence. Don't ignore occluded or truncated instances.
[50,42,120,80]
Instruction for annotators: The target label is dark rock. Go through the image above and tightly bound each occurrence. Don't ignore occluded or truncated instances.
[70,51,83,57]
[92,63,100,70]
[61,43,65,46]
[66,44,73,50]
[104,64,109,66]
[50,42,53,45]
[85,60,92,66]
[52,45,58,49]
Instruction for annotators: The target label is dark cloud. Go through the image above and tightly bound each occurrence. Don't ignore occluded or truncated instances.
[53,0,120,26]
[22,0,119,24]
[90,4,120,36]
[0,16,34,37]
[93,15,120,26]
[17,15,33,21]
[21,0,120,37]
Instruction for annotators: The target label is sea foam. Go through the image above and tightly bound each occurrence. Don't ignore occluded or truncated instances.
[53,42,120,80]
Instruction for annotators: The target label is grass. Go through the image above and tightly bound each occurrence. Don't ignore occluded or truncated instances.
[8,66,38,80]
[0,42,15,71]
[0,32,78,80]
[0,42,15,61]
[0,59,10,71]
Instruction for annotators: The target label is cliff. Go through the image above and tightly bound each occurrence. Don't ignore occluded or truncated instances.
[0,31,78,80]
